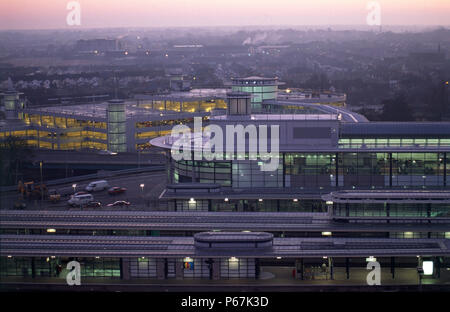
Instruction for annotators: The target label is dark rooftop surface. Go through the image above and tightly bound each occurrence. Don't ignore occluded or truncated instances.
[1,234,449,258]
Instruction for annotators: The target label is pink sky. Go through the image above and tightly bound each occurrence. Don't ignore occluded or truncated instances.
[0,0,449,30]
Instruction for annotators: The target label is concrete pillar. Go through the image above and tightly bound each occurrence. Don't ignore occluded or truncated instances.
[329,257,334,280]
[346,257,350,279]
[175,260,184,279]
[121,258,130,280]
[255,258,260,279]
[391,256,395,279]
[295,259,304,280]
[156,259,166,280]
[31,257,36,278]
[212,259,220,280]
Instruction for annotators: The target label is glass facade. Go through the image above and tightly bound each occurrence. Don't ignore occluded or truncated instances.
[220,258,255,278]
[231,78,278,104]
[285,153,336,188]
[339,137,450,148]
[170,152,449,189]
[107,102,127,152]
[334,203,450,218]
[391,153,443,187]
[0,257,120,278]
[137,99,226,113]
[232,160,283,188]
[338,152,389,188]
[173,160,232,186]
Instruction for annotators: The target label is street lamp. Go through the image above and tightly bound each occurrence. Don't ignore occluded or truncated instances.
[140,184,145,207]
[40,161,44,208]
[72,184,77,194]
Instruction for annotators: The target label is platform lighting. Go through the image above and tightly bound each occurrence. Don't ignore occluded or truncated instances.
[423,261,433,275]
[293,198,298,202]
[258,199,263,202]
[224,198,229,202]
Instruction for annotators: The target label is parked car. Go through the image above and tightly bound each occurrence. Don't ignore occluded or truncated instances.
[68,194,94,207]
[86,201,102,208]
[98,150,117,156]
[48,189,61,203]
[13,201,26,209]
[108,187,127,195]
[73,191,88,196]
[106,200,131,207]
[85,180,109,192]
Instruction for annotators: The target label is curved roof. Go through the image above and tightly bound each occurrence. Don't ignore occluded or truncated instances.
[231,76,278,81]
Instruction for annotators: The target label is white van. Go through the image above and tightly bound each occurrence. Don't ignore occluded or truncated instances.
[85,180,109,192]
[68,194,94,206]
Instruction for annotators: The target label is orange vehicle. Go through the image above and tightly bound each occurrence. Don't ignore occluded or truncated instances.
[18,181,48,200]
[48,189,61,203]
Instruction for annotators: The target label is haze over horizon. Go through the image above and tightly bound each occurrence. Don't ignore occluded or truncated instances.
[1,0,449,30]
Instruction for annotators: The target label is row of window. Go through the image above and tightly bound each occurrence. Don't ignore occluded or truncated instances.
[172,153,450,188]
[170,199,328,213]
[137,100,226,113]
[334,203,450,218]
[339,138,450,148]
[23,114,107,129]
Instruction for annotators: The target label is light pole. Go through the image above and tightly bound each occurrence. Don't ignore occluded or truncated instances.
[140,184,145,206]
[138,149,141,168]
[40,161,43,208]
[72,184,77,195]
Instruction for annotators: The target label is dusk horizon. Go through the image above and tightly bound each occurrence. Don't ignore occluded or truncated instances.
[1,0,449,30]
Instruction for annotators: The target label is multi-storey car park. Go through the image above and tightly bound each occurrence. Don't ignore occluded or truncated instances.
[0,76,450,289]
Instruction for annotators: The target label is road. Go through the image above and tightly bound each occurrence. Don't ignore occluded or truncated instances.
[30,149,166,165]
[0,170,167,210]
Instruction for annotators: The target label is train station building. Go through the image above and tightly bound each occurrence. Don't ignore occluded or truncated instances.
[1,77,450,288]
